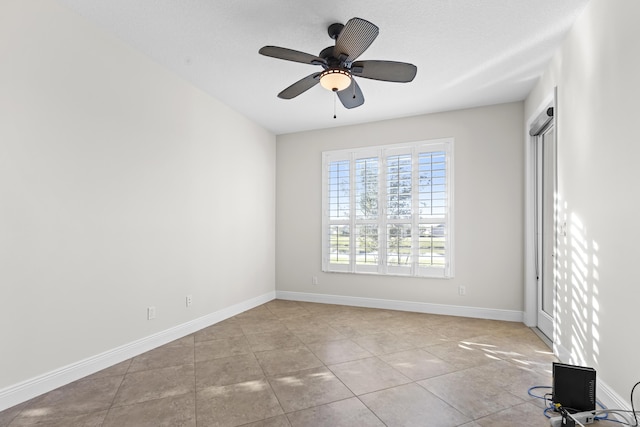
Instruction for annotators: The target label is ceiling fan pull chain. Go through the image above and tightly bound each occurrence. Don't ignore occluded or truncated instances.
[333,92,337,119]
[352,82,356,99]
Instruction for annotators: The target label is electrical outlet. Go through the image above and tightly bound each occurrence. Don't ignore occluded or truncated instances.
[312,276,319,285]
[458,286,466,296]
[186,295,193,307]
[147,306,156,320]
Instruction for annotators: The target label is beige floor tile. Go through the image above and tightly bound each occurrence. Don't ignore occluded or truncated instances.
[494,334,556,375]
[82,359,132,381]
[353,332,415,355]
[418,366,524,419]
[102,393,195,427]
[128,344,194,372]
[437,322,494,341]
[291,325,346,344]
[194,336,251,362]
[357,309,396,322]
[266,305,311,319]
[392,311,445,323]
[327,306,369,318]
[360,382,470,427]
[379,348,457,380]
[112,364,194,407]
[425,340,499,369]
[196,379,283,427]
[306,339,372,365]
[255,347,323,376]
[242,414,291,427]
[467,360,552,401]
[196,353,264,389]
[240,320,289,335]
[328,357,411,395]
[4,301,557,426]
[235,306,279,323]
[458,334,539,363]
[194,321,244,342]
[268,367,353,413]
[0,401,27,426]
[163,335,195,347]
[265,300,301,309]
[392,327,451,347]
[329,321,381,338]
[527,390,554,410]
[301,312,349,325]
[366,316,427,332]
[7,410,107,427]
[279,316,327,332]
[453,335,513,355]
[245,330,304,352]
[286,397,384,427]
[461,331,557,374]
[481,319,532,335]
[474,401,551,427]
[16,376,122,420]
[389,312,452,329]
[295,302,350,315]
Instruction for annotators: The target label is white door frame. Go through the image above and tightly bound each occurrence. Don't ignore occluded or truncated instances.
[524,91,556,335]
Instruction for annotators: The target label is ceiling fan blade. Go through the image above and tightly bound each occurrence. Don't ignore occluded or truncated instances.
[337,79,364,109]
[351,60,417,83]
[259,46,327,66]
[277,73,321,99]
[334,18,379,62]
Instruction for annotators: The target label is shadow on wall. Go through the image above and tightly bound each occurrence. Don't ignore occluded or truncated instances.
[554,197,601,368]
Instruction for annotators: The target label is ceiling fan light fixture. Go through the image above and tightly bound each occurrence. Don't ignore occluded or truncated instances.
[319,68,352,92]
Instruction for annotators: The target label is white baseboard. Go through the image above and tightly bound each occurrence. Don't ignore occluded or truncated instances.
[0,291,275,412]
[275,290,524,322]
[597,381,633,417]
[554,343,633,422]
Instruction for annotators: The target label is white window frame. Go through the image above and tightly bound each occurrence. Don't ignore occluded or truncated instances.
[322,138,454,278]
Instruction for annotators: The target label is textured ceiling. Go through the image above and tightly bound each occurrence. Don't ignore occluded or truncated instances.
[58,0,589,135]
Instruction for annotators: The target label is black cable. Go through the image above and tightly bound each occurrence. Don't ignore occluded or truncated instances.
[631,381,640,427]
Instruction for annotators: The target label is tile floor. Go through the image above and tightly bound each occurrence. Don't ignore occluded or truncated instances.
[0,300,559,427]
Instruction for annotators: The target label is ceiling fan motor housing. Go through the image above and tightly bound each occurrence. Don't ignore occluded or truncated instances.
[327,23,344,40]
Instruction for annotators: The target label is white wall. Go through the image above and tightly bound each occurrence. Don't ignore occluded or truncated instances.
[276,103,525,315]
[0,0,275,392]
[525,0,640,407]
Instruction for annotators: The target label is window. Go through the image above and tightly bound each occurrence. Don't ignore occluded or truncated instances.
[322,138,454,278]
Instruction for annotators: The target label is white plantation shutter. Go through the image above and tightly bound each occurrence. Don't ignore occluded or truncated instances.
[322,138,454,278]
[326,155,351,271]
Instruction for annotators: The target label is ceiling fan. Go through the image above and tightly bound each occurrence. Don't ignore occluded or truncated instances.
[259,17,417,110]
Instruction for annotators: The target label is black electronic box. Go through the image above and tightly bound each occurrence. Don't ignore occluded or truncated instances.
[552,362,596,412]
